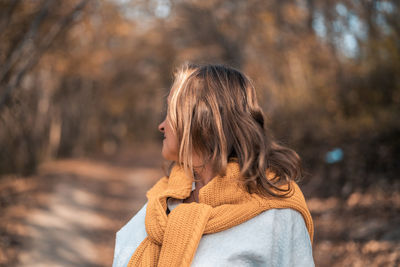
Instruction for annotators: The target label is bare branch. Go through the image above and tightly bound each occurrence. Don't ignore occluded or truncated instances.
[0,0,52,84]
[0,0,22,33]
[0,0,90,111]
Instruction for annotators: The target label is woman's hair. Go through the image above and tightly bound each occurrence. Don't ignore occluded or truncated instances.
[167,63,302,197]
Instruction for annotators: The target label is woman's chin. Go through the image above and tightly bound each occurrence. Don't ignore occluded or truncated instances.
[161,150,177,161]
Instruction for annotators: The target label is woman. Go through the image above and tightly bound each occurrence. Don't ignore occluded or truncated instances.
[113,64,314,267]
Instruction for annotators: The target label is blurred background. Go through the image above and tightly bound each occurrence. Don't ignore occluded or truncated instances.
[0,0,399,266]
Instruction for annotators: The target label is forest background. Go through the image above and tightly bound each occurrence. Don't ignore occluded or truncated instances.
[0,0,399,266]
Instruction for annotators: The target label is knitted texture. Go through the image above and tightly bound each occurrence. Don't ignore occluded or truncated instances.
[128,162,314,267]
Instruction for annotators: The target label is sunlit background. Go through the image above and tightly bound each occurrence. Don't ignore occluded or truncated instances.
[0,0,399,266]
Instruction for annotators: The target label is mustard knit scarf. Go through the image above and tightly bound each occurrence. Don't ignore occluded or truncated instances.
[128,162,314,267]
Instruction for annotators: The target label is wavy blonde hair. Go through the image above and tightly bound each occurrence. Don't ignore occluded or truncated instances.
[167,63,302,197]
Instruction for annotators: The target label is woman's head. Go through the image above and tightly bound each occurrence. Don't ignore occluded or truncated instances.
[159,63,302,196]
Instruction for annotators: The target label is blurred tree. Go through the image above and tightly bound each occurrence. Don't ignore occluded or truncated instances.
[0,0,398,197]
[0,0,89,174]
[0,0,89,110]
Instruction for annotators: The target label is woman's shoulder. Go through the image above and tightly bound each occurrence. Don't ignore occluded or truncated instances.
[113,203,148,267]
[257,207,307,225]
[193,208,314,266]
[252,208,312,245]
[227,208,310,238]
[199,208,311,250]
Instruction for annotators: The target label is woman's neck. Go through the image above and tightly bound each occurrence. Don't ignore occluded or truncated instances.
[182,162,216,204]
[194,162,215,189]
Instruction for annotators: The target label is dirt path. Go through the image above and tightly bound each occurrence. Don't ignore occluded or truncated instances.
[1,152,400,266]
[1,155,163,267]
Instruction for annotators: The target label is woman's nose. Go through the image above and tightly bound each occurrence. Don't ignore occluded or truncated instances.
[158,120,165,133]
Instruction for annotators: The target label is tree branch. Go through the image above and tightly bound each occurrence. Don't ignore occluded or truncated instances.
[0,0,90,111]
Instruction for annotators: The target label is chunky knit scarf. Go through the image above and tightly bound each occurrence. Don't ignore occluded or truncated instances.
[128,162,314,267]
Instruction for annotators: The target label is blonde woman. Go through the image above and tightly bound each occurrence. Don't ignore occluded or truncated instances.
[113,64,314,267]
